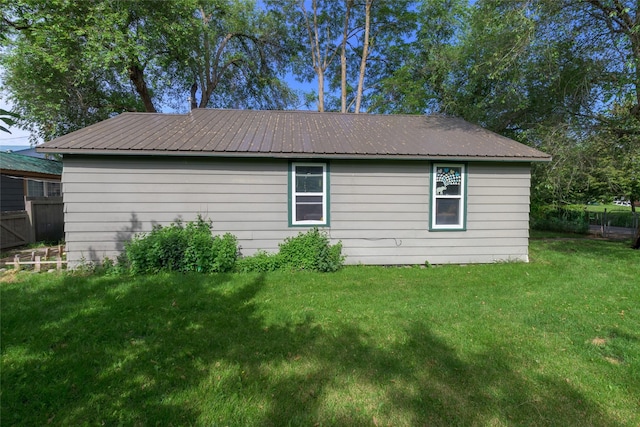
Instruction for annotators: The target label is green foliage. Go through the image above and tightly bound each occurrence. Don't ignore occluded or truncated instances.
[235,250,281,273]
[98,256,128,276]
[588,210,638,229]
[238,228,345,273]
[1,0,297,140]
[210,233,240,273]
[0,108,19,134]
[530,205,589,234]
[124,216,238,275]
[277,228,344,272]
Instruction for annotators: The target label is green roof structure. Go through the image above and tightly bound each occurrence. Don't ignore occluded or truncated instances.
[0,151,62,178]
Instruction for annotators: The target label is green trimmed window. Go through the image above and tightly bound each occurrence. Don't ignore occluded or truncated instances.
[430,163,466,230]
[290,162,328,226]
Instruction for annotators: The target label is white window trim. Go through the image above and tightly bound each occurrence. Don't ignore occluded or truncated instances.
[26,179,61,198]
[291,162,328,226]
[431,163,466,230]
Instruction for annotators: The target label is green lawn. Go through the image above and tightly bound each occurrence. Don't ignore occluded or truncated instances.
[2,239,639,426]
[573,203,634,213]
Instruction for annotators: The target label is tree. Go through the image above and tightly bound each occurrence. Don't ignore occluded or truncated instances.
[268,0,417,113]
[177,1,297,110]
[1,0,297,140]
[353,0,372,113]
[281,0,347,112]
[1,0,188,139]
[369,0,468,114]
[0,108,18,133]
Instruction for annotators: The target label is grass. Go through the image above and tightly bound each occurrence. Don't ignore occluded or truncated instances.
[572,204,634,213]
[2,239,639,426]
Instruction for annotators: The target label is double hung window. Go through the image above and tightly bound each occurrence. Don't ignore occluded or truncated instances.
[290,162,328,226]
[430,163,466,230]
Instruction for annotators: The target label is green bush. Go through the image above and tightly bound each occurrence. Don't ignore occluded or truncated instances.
[126,222,187,274]
[235,250,281,273]
[211,232,239,273]
[125,216,238,275]
[236,228,345,273]
[278,228,344,272]
[530,205,589,234]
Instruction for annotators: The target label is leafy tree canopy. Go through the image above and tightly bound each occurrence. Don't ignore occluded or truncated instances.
[1,0,297,141]
[1,0,638,206]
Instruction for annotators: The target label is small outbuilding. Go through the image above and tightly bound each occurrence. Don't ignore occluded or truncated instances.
[38,109,550,266]
[0,151,63,248]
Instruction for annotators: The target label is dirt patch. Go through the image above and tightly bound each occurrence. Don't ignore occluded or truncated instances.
[0,245,65,264]
[590,337,607,346]
[0,269,22,283]
[604,356,623,365]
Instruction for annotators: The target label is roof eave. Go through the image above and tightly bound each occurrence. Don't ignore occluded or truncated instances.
[37,148,552,163]
[0,168,62,179]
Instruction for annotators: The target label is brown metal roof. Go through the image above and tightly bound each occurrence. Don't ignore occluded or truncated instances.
[38,109,551,162]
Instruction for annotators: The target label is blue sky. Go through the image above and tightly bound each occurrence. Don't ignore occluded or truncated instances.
[0,96,32,148]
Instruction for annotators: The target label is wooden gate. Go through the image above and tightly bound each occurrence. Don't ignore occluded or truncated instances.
[28,198,64,242]
[0,211,30,249]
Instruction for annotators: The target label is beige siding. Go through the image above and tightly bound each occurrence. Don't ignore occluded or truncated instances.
[62,156,531,266]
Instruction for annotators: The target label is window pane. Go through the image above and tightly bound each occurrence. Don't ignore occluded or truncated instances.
[296,175,323,193]
[296,166,323,175]
[295,166,323,193]
[47,182,62,197]
[27,180,44,197]
[435,167,462,196]
[436,198,460,225]
[296,197,323,221]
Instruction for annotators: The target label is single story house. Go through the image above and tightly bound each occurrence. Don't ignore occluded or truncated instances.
[0,151,63,248]
[38,109,550,266]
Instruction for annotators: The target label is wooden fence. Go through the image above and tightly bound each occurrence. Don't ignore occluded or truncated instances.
[0,197,63,250]
[2,245,66,271]
[0,211,30,249]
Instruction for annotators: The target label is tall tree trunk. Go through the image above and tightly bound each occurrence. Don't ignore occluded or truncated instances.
[301,0,340,112]
[317,69,325,112]
[340,0,352,113]
[128,64,156,112]
[354,0,372,114]
[190,82,198,110]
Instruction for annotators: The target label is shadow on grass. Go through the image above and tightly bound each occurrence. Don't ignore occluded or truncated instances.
[1,272,622,426]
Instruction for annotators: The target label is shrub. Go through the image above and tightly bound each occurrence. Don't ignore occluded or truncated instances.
[126,222,187,274]
[530,205,589,234]
[277,228,344,272]
[211,233,239,273]
[235,250,281,273]
[125,216,238,275]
